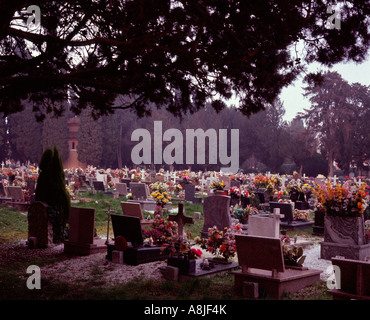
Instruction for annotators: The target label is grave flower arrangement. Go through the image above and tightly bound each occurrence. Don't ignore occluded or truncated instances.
[144,214,178,244]
[182,174,190,184]
[287,179,302,193]
[293,209,311,221]
[161,238,203,260]
[280,234,291,244]
[253,174,270,188]
[232,204,258,224]
[150,182,171,207]
[12,178,26,189]
[194,226,237,262]
[229,187,241,199]
[314,181,367,217]
[210,180,225,191]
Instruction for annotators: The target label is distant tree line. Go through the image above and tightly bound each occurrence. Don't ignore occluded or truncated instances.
[0,72,368,177]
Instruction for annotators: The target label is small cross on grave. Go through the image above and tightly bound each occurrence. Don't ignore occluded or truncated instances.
[168,203,194,240]
[164,170,171,181]
[104,204,116,245]
[200,175,207,191]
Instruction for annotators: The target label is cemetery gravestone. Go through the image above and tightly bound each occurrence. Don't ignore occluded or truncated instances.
[219,176,231,189]
[269,202,314,230]
[106,214,168,265]
[27,201,53,248]
[321,215,370,261]
[230,180,241,188]
[92,180,105,192]
[121,178,131,188]
[64,207,106,255]
[168,203,194,239]
[6,186,26,202]
[26,179,36,195]
[120,201,152,228]
[130,182,149,200]
[201,195,231,238]
[184,183,202,203]
[115,183,128,196]
[247,209,281,238]
[88,177,97,188]
[0,182,7,197]
[232,235,322,299]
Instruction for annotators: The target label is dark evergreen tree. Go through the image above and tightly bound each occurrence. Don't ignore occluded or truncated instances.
[35,146,70,243]
[0,1,368,119]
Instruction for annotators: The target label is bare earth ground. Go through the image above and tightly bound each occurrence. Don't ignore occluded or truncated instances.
[1,235,333,287]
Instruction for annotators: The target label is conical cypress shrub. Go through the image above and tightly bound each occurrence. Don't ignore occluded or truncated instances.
[35,146,70,242]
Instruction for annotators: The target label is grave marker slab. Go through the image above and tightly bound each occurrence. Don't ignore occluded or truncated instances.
[201,195,231,238]
[130,182,149,200]
[27,201,53,248]
[6,186,25,202]
[64,207,106,255]
[247,209,281,238]
[92,180,105,192]
[120,201,152,227]
[184,183,202,203]
[106,214,168,265]
[115,183,128,196]
[232,235,322,299]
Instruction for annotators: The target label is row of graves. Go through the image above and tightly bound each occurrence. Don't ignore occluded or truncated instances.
[16,166,370,299]
[0,165,38,210]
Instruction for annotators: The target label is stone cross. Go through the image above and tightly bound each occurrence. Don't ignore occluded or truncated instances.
[168,203,194,240]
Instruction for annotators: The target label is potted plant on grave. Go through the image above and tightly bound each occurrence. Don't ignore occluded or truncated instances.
[163,239,203,274]
[231,204,258,224]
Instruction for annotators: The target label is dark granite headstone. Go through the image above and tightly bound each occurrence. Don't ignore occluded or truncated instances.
[201,195,231,238]
[92,180,105,192]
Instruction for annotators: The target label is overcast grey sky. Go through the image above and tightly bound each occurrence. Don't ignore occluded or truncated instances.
[280,58,370,122]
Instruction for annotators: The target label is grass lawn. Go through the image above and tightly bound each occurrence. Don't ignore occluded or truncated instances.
[0,193,332,301]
